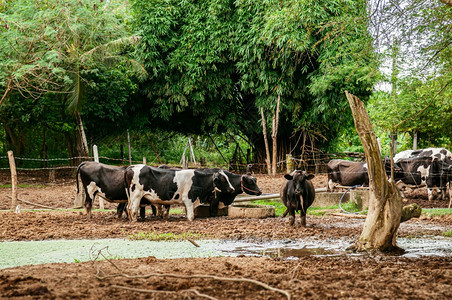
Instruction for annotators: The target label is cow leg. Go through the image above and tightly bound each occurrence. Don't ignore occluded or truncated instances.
[300,213,307,227]
[128,190,143,221]
[163,205,170,218]
[209,197,220,217]
[139,206,146,220]
[428,188,434,201]
[84,190,94,219]
[184,198,195,222]
[151,204,157,216]
[288,207,296,227]
[328,179,336,192]
[117,203,126,218]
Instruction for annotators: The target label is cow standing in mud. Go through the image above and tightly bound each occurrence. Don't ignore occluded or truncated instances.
[281,170,315,227]
[76,161,155,219]
[393,148,452,201]
[124,165,235,221]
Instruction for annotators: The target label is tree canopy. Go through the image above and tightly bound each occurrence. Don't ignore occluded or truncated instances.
[132,0,378,154]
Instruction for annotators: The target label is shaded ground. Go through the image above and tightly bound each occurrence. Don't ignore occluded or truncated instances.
[0,171,451,299]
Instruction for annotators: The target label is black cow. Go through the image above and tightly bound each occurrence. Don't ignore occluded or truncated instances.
[76,161,153,219]
[124,165,235,221]
[77,161,128,219]
[281,170,316,227]
[327,159,368,191]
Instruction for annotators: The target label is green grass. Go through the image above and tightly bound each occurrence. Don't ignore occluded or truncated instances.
[0,183,46,189]
[422,208,452,217]
[442,230,452,237]
[128,230,209,241]
[249,200,366,216]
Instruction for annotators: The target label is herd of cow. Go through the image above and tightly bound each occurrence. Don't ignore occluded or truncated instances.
[75,147,451,227]
[327,147,452,202]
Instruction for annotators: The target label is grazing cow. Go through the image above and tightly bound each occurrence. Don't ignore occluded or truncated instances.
[125,165,235,221]
[76,161,152,219]
[327,159,368,191]
[281,170,315,227]
[207,169,262,216]
[154,166,262,217]
[393,148,452,200]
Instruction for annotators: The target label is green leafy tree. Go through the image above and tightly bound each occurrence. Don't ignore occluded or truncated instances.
[132,0,378,163]
[368,0,452,150]
[0,0,145,157]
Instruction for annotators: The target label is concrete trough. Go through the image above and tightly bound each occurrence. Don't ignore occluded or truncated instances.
[228,204,275,219]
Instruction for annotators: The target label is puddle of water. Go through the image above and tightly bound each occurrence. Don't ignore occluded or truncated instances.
[1,236,450,269]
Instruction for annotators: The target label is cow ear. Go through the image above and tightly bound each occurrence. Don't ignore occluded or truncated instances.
[306,174,315,180]
[284,174,293,180]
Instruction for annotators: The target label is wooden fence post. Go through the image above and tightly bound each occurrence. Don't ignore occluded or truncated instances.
[7,151,18,211]
[286,154,293,174]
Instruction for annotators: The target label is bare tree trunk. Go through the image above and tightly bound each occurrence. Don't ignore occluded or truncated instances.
[75,111,89,157]
[260,107,272,175]
[271,95,280,175]
[345,91,403,253]
[0,80,12,107]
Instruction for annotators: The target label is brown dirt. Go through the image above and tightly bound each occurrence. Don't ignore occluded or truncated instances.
[0,172,451,299]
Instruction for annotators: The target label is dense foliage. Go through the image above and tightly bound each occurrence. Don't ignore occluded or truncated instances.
[132,0,378,158]
[0,0,450,167]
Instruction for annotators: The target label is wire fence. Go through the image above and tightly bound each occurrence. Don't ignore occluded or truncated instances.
[0,151,369,184]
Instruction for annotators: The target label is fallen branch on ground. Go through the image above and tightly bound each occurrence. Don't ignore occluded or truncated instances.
[7,196,59,210]
[112,285,218,300]
[187,238,200,247]
[93,248,291,300]
[331,213,366,219]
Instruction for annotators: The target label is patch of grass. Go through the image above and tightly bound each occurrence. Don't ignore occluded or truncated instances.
[128,230,208,241]
[168,207,184,215]
[0,183,46,189]
[250,200,286,217]
[442,230,452,237]
[422,208,452,217]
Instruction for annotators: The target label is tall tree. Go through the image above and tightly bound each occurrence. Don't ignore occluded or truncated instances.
[0,0,144,156]
[132,0,378,160]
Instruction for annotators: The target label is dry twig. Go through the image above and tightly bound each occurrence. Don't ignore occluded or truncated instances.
[112,285,219,300]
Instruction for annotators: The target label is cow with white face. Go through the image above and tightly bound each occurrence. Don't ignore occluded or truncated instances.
[124,165,235,221]
[393,148,452,201]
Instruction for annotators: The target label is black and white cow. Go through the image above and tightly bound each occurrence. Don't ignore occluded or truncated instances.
[327,159,369,191]
[76,161,153,219]
[124,165,235,221]
[393,148,452,201]
[281,170,316,227]
[207,169,262,216]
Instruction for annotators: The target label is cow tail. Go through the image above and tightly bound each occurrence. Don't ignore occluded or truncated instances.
[76,161,86,194]
[299,195,305,215]
[124,167,131,203]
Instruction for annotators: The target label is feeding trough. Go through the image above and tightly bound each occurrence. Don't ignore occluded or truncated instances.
[228,204,275,219]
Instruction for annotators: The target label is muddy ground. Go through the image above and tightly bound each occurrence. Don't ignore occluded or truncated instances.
[0,171,451,299]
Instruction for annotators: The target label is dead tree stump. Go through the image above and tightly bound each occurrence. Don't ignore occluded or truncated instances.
[345,91,403,253]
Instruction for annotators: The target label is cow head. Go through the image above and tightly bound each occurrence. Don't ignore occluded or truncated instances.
[213,170,235,193]
[284,170,315,195]
[240,174,262,195]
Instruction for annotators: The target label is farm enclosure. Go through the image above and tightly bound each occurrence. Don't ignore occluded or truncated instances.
[0,171,451,299]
